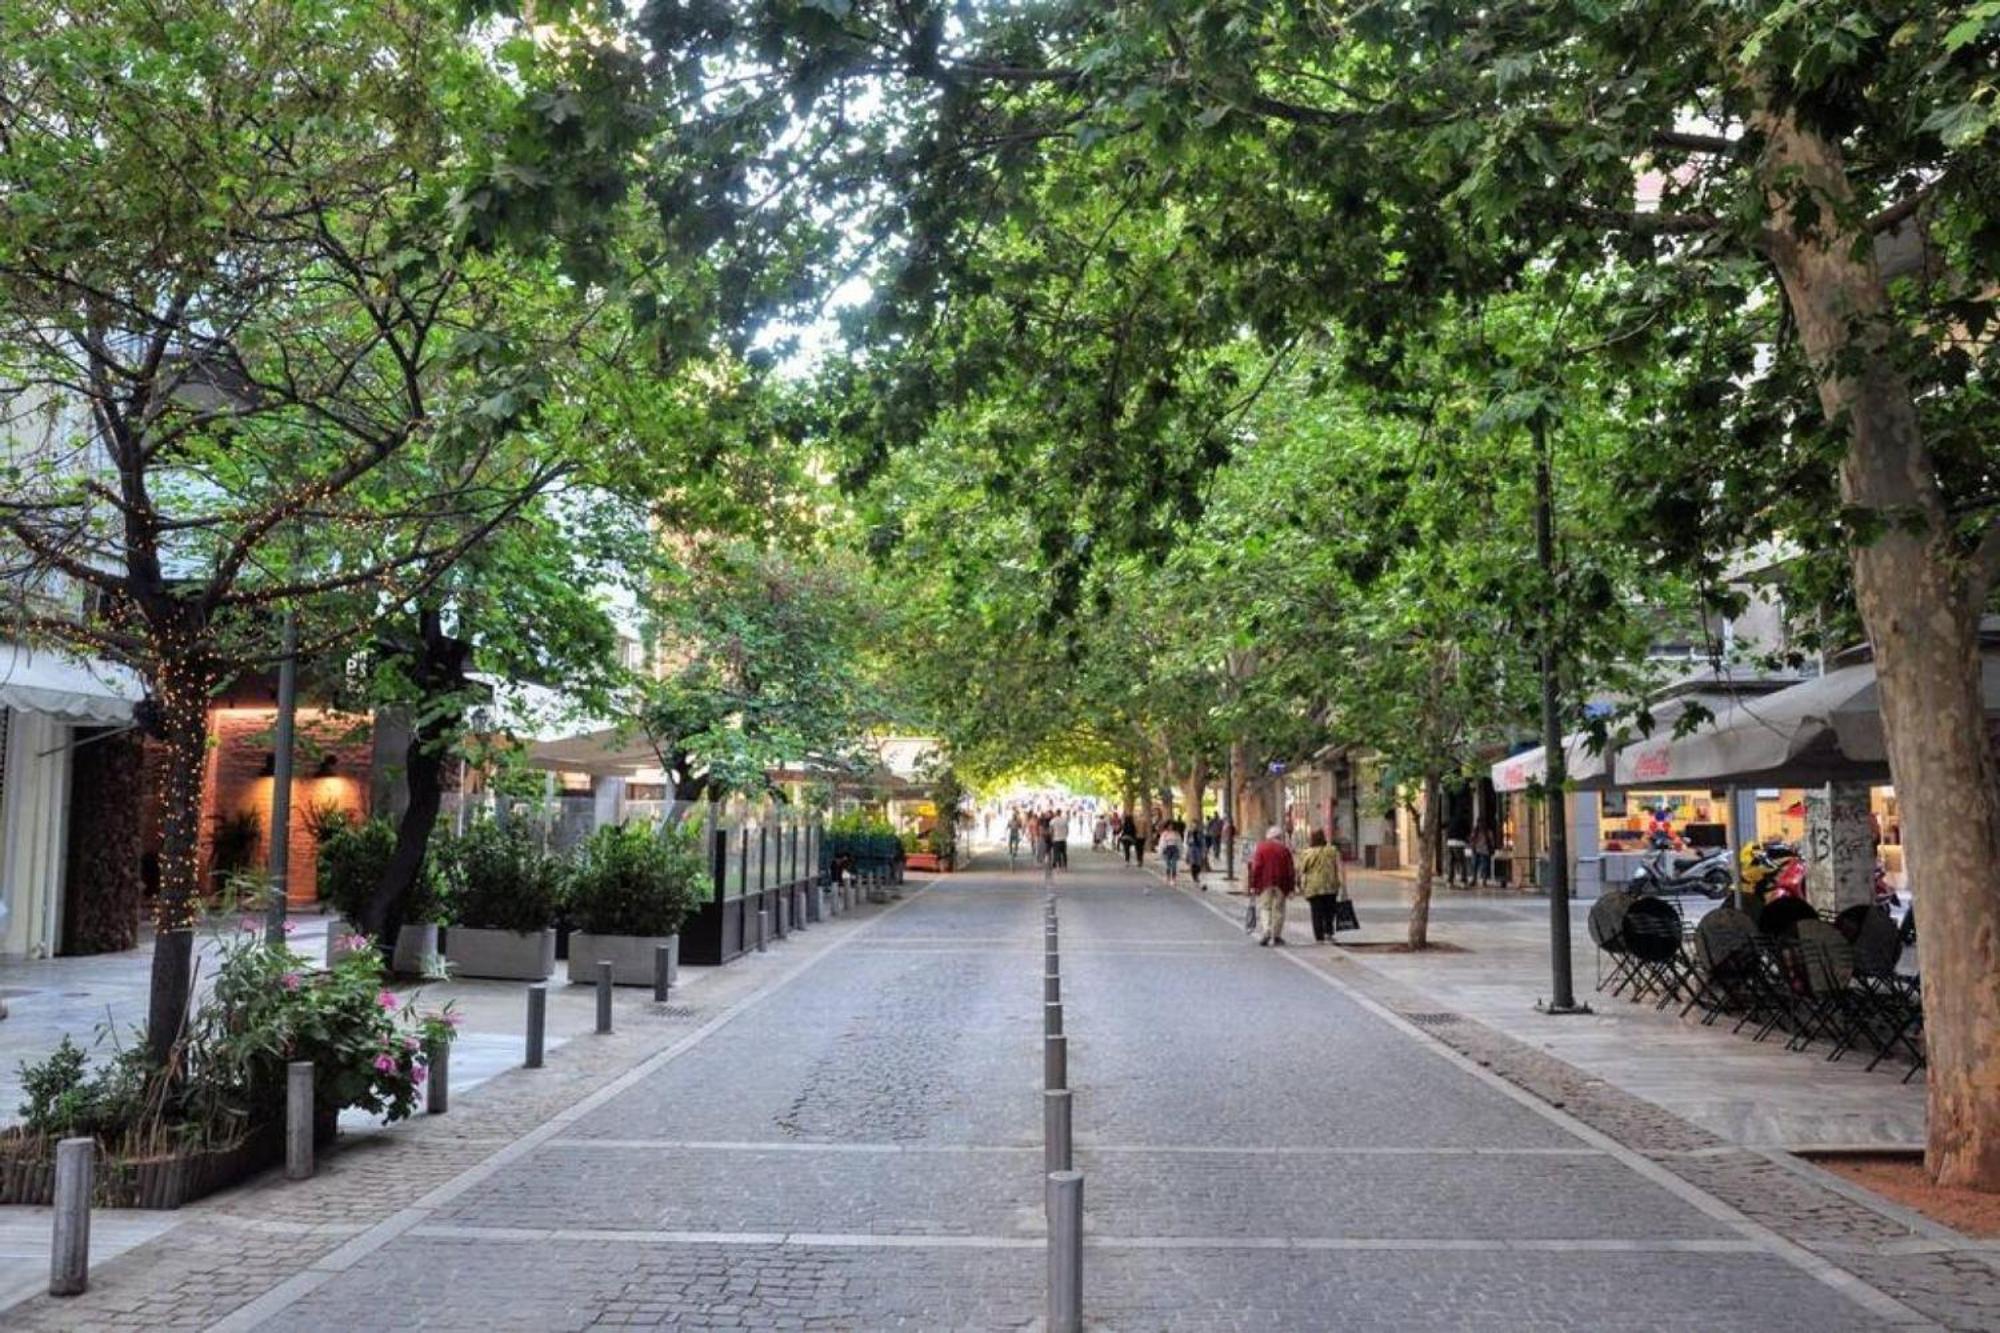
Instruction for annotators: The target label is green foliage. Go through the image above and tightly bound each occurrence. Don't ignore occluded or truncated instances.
[16,1037,150,1143]
[210,811,263,877]
[564,822,704,937]
[317,819,398,925]
[433,819,563,933]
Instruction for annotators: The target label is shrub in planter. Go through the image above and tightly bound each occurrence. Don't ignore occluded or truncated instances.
[3,920,456,1207]
[317,818,442,974]
[564,821,702,985]
[436,820,561,980]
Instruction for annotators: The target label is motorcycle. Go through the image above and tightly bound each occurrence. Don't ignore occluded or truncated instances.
[1762,851,1899,911]
[1738,840,1800,901]
[1630,844,1734,898]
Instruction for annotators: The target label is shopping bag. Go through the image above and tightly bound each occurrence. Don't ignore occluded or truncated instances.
[1333,898,1361,933]
[1244,900,1258,932]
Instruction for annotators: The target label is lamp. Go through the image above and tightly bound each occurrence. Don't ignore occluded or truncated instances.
[257,751,276,777]
[315,753,338,778]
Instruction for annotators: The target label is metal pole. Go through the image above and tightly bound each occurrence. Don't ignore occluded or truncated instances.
[654,943,673,1002]
[425,1037,449,1115]
[264,610,298,945]
[1045,1001,1063,1037]
[1534,417,1588,1016]
[1223,747,1238,883]
[525,984,547,1067]
[285,1061,314,1180]
[1046,1170,1083,1333]
[1044,970,1060,1004]
[1044,1033,1067,1089]
[49,1137,92,1296]
[595,960,614,1033]
[1044,1089,1072,1174]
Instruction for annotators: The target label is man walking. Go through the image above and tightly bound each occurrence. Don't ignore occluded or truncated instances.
[1048,810,1070,870]
[1246,825,1297,947]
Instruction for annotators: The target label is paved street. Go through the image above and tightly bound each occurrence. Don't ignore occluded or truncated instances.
[152,852,1928,1331]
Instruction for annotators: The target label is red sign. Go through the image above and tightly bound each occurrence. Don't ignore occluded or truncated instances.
[1630,743,1672,782]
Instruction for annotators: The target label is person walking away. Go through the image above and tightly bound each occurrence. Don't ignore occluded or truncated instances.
[1118,813,1138,864]
[1008,811,1024,863]
[1247,825,1297,946]
[1187,823,1209,889]
[1092,814,1107,851]
[1049,810,1070,870]
[1469,824,1494,887]
[1158,821,1184,884]
[1299,830,1346,943]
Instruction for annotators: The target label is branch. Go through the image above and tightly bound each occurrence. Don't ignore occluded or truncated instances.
[1869,182,1936,235]
[1650,129,1740,156]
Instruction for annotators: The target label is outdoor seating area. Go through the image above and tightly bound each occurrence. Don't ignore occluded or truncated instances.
[1590,889,1925,1083]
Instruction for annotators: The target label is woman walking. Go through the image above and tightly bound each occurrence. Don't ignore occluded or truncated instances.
[1158,820,1184,884]
[1299,829,1347,943]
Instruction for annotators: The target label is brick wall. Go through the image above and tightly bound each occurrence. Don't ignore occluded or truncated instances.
[200,708,373,906]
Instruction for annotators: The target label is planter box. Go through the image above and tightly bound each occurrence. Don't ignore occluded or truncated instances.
[326,918,363,968]
[905,852,948,873]
[446,926,555,981]
[568,931,678,987]
[0,1111,333,1209]
[392,922,442,977]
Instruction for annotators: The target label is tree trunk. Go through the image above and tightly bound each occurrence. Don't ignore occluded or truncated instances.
[1179,759,1207,826]
[1757,110,2000,1189]
[361,609,470,953]
[1408,774,1439,950]
[145,661,214,1066]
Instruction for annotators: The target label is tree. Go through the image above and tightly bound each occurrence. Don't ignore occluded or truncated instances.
[0,0,633,1059]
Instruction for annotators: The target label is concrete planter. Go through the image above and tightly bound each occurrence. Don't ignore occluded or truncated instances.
[392,922,442,977]
[446,926,556,981]
[325,918,364,968]
[568,931,678,987]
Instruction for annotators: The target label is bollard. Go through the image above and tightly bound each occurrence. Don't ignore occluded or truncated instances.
[1045,1001,1063,1038]
[757,907,770,952]
[654,943,673,1002]
[285,1062,314,1181]
[425,1038,449,1115]
[596,961,614,1034]
[1044,1089,1073,1174]
[1044,1033,1067,1090]
[525,983,547,1068]
[1044,971,1061,1004]
[1047,1170,1083,1333]
[49,1137,92,1296]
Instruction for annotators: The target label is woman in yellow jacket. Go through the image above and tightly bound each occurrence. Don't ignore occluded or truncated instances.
[1299,829,1347,943]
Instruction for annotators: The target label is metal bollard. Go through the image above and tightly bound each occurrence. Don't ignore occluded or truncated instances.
[1045,1001,1063,1037]
[425,1038,449,1115]
[757,907,770,952]
[596,961,614,1034]
[1047,1170,1083,1333]
[285,1061,314,1181]
[49,1137,92,1296]
[654,943,673,1002]
[525,983,547,1068]
[1045,1033,1067,1090]
[1044,970,1061,1004]
[1044,1089,1073,1174]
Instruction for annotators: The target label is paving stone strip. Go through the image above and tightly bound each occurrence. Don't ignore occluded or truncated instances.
[0,889,932,1332]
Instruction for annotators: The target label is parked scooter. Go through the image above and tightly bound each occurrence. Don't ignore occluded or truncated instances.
[1737,839,1800,901]
[1762,851,1898,911]
[1630,844,1734,898]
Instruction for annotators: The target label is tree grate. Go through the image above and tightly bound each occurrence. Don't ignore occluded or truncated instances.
[1402,1012,1462,1026]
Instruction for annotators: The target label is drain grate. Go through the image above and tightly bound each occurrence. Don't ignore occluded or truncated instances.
[1403,1012,1461,1026]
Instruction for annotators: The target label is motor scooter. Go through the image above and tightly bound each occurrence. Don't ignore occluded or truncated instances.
[1630,844,1733,898]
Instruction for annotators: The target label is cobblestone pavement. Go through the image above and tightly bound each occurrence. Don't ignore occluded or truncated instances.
[5,855,1987,1329]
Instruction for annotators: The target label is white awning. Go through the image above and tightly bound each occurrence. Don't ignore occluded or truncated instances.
[527,724,661,777]
[0,643,142,725]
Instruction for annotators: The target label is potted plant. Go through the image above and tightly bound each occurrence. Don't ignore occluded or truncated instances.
[437,820,560,980]
[316,816,443,976]
[564,820,701,986]
[209,809,262,895]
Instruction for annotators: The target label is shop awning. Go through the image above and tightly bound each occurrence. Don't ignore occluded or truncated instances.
[1492,734,1614,794]
[1613,655,2000,788]
[0,643,143,725]
[526,724,662,777]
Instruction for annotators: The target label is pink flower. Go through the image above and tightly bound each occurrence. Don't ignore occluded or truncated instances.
[282,920,297,935]
[373,1054,397,1074]
[443,1012,463,1028]
[341,933,371,950]
[281,973,302,992]
[239,917,259,933]
[402,1035,420,1052]
[411,1065,427,1085]
[375,990,398,1011]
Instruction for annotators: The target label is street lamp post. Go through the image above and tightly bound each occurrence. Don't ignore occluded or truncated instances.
[1533,417,1589,1016]
[1222,747,1237,882]
[264,611,298,947]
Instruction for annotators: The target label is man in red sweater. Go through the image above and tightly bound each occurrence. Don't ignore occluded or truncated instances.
[1246,825,1297,946]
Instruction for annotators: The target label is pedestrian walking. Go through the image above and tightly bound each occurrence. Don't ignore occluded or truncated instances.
[1246,825,1297,947]
[1469,824,1495,886]
[1299,829,1347,943]
[1158,820,1183,884]
[1119,813,1140,864]
[1049,810,1070,869]
[1187,823,1209,889]
[1092,814,1108,851]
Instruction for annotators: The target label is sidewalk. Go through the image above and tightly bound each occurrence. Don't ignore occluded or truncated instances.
[1189,868,1926,1153]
